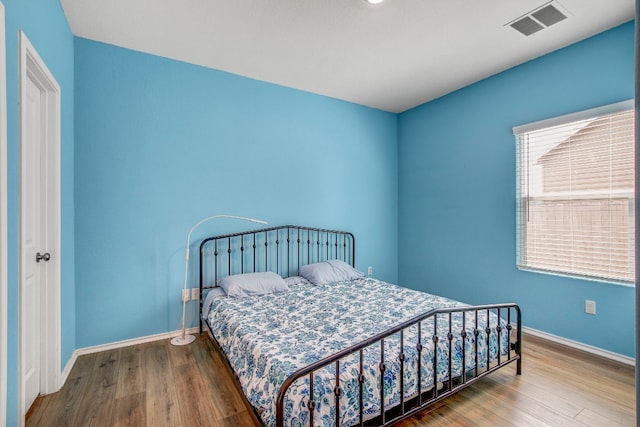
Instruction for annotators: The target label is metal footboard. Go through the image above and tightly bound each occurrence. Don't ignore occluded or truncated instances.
[275,303,522,426]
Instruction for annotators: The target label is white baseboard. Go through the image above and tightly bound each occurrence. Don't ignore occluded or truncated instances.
[60,351,78,388]
[75,327,200,356]
[59,327,200,388]
[523,326,635,366]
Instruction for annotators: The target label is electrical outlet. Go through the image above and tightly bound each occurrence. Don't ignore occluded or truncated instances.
[367,266,373,277]
[191,288,200,300]
[585,299,596,315]
[181,288,190,302]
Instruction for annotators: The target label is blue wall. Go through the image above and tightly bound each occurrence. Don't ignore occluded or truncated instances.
[398,22,635,357]
[3,0,75,425]
[2,9,635,425]
[73,38,398,348]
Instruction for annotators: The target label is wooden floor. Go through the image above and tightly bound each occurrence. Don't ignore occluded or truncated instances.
[26,333,635,427]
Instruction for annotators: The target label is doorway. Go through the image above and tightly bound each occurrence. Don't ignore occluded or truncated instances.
[19,31,61,423]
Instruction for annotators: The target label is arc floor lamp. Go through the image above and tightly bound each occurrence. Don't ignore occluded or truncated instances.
[171,214,267,346]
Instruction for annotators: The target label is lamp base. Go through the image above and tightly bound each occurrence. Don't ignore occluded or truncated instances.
[170,333,196,346]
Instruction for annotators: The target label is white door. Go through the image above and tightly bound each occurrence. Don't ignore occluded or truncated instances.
[23,67,46,412]
[19,32,60,423]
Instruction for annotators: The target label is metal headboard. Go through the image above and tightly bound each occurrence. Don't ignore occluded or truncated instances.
[199,225,355,331]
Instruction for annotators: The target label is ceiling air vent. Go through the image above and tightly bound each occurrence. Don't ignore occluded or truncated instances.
[532,4,567,27]
[508,2,568,36]
[511,16,544,36]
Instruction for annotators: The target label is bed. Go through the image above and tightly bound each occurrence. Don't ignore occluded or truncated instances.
[199,225,521,426]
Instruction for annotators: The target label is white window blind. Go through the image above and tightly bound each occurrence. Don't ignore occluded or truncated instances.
[514,100,635,285]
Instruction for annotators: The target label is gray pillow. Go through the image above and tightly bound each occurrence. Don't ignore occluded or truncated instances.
[299,259,363,285]
[218,271,289,298]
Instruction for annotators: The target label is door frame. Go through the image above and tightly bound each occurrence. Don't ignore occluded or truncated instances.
[18,31,61,423]
[0,2,7,425]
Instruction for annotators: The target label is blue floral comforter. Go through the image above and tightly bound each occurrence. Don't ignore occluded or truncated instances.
[206,278,510,426]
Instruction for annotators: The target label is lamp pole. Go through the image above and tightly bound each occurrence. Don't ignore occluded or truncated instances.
[171,214,267,345]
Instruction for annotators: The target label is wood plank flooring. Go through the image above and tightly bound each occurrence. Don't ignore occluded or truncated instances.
[26,333,635,426]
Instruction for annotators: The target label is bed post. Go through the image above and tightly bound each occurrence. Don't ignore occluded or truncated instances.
[199,238,205,334]
[516,305,522,375]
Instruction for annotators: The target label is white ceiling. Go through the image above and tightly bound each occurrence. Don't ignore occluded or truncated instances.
[60,0,634,113]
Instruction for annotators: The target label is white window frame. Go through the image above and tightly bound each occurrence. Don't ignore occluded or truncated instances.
[513,99,635,286]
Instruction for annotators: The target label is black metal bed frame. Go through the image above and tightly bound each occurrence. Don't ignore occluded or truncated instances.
[198,225,522,426]
[199,225,355,333]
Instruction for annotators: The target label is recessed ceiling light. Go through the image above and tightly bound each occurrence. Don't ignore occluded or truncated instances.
[366,0,385,4]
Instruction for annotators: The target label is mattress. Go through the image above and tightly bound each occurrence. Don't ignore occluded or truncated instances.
[205,277,510,426]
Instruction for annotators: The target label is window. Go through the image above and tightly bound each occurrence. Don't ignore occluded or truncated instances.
[514,100,635,285]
